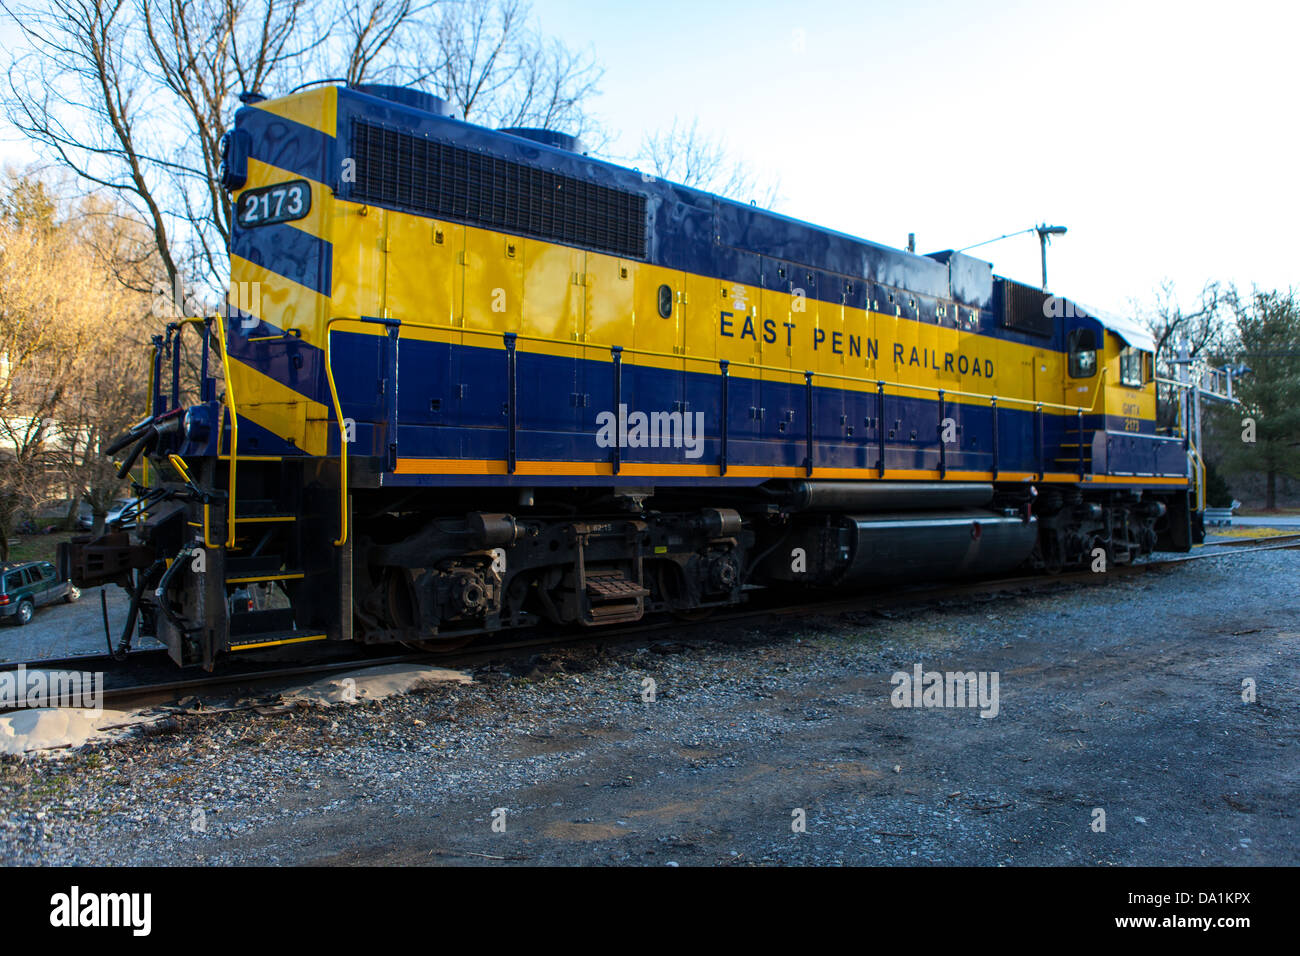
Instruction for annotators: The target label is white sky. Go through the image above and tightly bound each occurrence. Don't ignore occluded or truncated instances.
[1,0,1294,318]
[536,0,1298,316]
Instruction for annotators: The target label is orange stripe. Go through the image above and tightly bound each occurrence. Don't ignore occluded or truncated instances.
[1083,474,1189,486]
[392,457,1187,487]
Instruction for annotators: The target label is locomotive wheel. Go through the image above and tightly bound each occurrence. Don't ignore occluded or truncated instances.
[656,563,715,621]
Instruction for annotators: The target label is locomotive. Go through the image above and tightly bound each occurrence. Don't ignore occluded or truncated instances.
[63,82,1205,669]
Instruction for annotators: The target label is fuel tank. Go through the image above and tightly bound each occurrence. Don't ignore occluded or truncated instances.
[761,510,1038,587]
[784,481,994,512]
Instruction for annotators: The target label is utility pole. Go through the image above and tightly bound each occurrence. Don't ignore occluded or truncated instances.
[1035,224,1067,291]
[957,224,1067,290]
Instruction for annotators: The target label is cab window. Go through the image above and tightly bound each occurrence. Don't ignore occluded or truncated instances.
[1119,346,1148,387]
[1068,328,1097,378]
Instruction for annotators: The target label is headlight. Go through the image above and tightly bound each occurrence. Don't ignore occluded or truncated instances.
[183,405,212,444]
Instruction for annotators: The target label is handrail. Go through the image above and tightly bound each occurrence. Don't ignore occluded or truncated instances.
[212,314,239,548]
[1189,446,1207,512]
[143,340,157,489]
[329,315,1112,416]
[323,317,355,546]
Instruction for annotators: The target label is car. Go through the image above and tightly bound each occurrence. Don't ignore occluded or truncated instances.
[76,498,137,531]
[0,560,81,626]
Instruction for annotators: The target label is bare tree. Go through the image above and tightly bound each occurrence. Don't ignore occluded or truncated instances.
[2,0,605,304]
[53,194,155,534]
[141,0,321,286]
[1141,279,1231,366]
[337,0,433,84]
[0,0,324,299]
[0,176,90,553]
[420,0,604,145]
[1138,279,1232,432]
[640,116,780,207]
[0,173,157,547]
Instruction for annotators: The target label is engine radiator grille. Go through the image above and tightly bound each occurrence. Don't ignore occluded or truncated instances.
[1001,279,1054,339]
[349,120,648,259]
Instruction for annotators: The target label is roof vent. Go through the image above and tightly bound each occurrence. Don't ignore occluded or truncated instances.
[499,127,583,153]
[352,84,453,117]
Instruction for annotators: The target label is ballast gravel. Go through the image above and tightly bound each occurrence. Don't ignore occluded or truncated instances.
[1,548,1296,866]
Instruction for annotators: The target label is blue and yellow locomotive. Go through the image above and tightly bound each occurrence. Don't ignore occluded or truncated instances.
[65,82,1202,668]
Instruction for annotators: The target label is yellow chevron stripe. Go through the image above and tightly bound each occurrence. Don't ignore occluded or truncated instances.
[228,253,329,337]
[243,158,332,242]
[252,87,337,138]
[225,355,329,456]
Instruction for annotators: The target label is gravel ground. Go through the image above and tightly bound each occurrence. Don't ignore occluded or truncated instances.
[0,585,163,662]
[1,548,1296,866]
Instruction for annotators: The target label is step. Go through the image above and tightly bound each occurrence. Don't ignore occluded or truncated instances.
[226,568,306,585]
[586,571,650,602]
[227,630,328,651]
[582,570,648,626]
[233,498,295,522]
[586,603,645,625]
[224,554,305,584]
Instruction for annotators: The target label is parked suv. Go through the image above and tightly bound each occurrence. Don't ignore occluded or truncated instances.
[76,498,136,531]
[0,561,81,626]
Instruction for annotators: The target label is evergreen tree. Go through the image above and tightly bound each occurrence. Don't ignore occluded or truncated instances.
[1217,290,1300,509]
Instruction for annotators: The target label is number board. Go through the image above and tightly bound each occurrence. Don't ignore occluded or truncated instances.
[236,180,311,228]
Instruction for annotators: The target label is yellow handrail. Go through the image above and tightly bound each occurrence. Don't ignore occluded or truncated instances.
[323,318,350,546]
[329,316,1112,415]
[1189,446,1207,512]
[212,315,239,548]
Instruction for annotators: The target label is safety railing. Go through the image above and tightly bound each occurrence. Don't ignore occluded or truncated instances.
[1156,368,1238,504]
[324,316,1115,549]
[212,315,240,548]
[1190,446,1207,513]
[143,317,215,533]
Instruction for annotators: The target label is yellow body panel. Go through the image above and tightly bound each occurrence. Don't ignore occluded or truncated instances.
[229,85,1170,485]
[631,263,683,373]
[1101,331,1156,428]
[330,201,387,319]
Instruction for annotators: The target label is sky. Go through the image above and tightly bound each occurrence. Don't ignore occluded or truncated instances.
[0,0,1293,319]
[531,0,1299,316]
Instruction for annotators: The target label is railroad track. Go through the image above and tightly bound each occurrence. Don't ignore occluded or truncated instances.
[3,532,1297,713]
